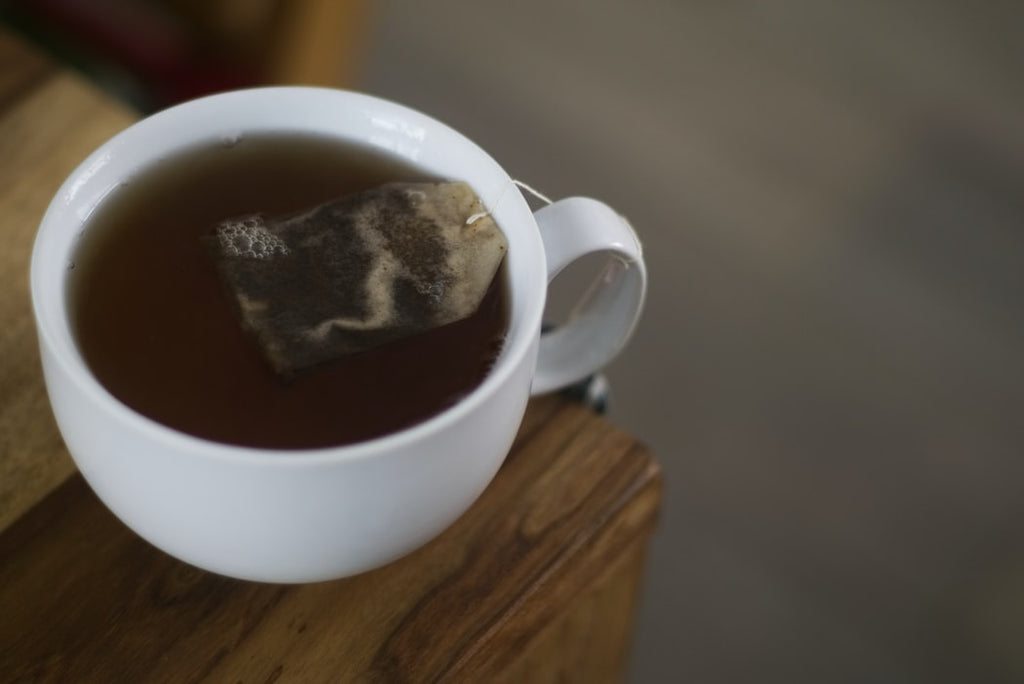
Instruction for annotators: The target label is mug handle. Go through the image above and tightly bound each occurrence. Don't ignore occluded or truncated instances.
[531,197,648,395]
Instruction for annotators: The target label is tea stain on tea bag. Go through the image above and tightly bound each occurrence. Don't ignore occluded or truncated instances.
[207,182,507,376]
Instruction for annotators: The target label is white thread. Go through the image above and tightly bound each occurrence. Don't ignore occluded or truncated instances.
[511,179,554,206]
[465,178,554,225]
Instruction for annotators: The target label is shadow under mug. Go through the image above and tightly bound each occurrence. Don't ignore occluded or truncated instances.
[31,87,646,582]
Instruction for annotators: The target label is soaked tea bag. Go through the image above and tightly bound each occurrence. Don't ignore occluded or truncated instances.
[207,181,507,376]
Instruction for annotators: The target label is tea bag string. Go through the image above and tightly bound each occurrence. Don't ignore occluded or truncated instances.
[466,179,553,225]
[466,180,633,269]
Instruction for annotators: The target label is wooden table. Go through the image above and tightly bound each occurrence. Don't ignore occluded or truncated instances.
[0,29,661,683]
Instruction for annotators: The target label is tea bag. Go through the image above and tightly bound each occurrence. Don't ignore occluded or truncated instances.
[207,181,507,376]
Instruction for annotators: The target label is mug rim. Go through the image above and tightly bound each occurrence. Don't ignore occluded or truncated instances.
[31,86,544,466]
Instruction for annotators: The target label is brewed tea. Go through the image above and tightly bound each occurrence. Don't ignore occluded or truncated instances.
[69,134,509,449]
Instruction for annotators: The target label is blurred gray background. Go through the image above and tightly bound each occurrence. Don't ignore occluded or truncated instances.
[359,1,1024,682]
[9,0,1022,681]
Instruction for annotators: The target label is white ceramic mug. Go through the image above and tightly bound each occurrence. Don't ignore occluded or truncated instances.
[31,87,646,582]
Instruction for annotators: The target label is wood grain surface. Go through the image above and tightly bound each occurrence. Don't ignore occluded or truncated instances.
[0,398,660,682]
[0,31,135,533]
[0,28,661,683]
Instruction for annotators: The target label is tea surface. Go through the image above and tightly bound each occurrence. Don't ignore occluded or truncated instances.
[70,134,508,449]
